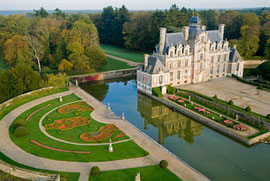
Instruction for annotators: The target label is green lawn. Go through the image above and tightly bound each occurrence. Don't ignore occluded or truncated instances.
[89,165,181,181]
[0,152,80,181]
[0,58,8,74]
[10,94,146,162]
[98,57,134,72]
[100,44,145,63]
[43,101,130,144]
[0,87,68,121]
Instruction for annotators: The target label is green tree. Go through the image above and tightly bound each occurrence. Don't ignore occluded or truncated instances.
[84,45,107,69]
[45,73,69,88]
[34,7,49,18]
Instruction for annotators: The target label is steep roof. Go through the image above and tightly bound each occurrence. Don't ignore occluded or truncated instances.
[229,48,242,62]
[163,33,186,54]
[207,30,222,42]
[139,55,167,75]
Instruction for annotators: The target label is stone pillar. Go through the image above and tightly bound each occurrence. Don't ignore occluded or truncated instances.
[122,112,125,120]
[135,172,141,181]
[182,26,190,41]
[161,86,167,95]
[159,28,167,54]
[59,96,63,102]
[144,54,149,69]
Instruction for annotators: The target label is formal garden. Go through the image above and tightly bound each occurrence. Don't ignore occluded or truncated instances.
[9,94,147,162]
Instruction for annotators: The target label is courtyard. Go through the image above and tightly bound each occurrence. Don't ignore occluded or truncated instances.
[178,77,270,116]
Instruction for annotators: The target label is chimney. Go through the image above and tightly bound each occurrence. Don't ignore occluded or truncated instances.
[219,24,225,40]
[233,44,237,49]
[159,28,166,54]
[182,26,189,41]
[144,54,149,69]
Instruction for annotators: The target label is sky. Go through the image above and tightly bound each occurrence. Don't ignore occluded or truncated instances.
[0,0,269,10]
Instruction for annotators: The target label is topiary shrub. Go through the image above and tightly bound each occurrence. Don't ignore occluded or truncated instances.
[228,100,234,105]
[152,87,162,97]
[91,166,100,176]
[144,151,149,156]
[13,119,26,129]
[266,114,270,120]
[167,85,177,94]
[213,95,218,99]
[245,106,251,112]
[258,84,263,89]
[13,126,29,137]
[159,160,168,169]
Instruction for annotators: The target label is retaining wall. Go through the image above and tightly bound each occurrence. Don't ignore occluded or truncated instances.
[0,160,59,181]
[139,90,268,146]
[70,68,137,83]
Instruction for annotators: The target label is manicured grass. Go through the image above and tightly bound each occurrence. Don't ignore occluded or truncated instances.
[10,94,146,162]
[0,152,80,181]
[89,165,181,181]
[0,58,8,74]
[98,57,134,72]
[43,101,130,144]
[0,87,68,121]
[100,44,145,63]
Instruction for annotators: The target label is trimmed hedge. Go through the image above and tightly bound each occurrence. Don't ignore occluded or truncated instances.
[159,160,168,169]
[167,85,177,94]
[232,74,270,90]
[91,166,100,176]
[13,119,26,129]
[152,87,162,98]
[228,100,234,105]
[13,126,29,137]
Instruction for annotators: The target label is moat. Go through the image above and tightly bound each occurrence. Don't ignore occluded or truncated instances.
[80,76,270,181]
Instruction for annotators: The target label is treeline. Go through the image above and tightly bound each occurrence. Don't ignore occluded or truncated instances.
[0,7,106,73]
[92,5,270,59]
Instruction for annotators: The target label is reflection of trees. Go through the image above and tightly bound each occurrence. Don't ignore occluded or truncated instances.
[80,76,136,102]
[137,93,204,144]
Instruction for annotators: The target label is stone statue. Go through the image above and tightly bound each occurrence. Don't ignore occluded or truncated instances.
[122,112,125,120]
[108,103,111,110]
[109,139,113,152]
[59,96,63,102]
[75,79,78,87]
[135,172,141,181]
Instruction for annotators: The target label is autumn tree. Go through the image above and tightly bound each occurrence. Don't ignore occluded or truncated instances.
[84,45,107,69]
[58,59,73,72]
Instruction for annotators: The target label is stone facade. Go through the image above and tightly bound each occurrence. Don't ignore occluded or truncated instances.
[137,16,244,95]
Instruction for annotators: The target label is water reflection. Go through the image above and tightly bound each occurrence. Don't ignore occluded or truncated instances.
[137,93,203,144]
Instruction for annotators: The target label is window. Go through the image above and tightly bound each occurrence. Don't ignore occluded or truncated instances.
[185,49,188,56]
[159,75,163,84]
[178,51,181,57]
[211,66,214,74]
[177,71,181,80]
[211,56,214,63]
[177,61,181,68]
[170,72,173,81]
[211,46,214,52]
[218,55,221,62]
[170,51,173,57]
[200,53,204,60]
[223,64,226,72]
[185,70,188,77]
[200,63,203,70]
[237,63,240,71]
[217,65,220,73]
[170,62,173,69]
[224,55,227,61]
[185,59,189,67]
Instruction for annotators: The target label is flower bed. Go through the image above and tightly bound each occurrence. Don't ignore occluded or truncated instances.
[168,95,179,101]
[112,132,126,140]
[58,102,93,114]
[233,124,247,131]
[25,104,51,121]
[45,116,91,130]
[80,124,121,142]
[30,140,90,154]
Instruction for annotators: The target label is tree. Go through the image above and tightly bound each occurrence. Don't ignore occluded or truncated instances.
[45,73,69,88]
[218,10,241,39]
[58,59,73,72]
[34,7,48,18]
[24,36,44,72]
[3,35,33,66]
[256,60,270,81]
[84,45,107,69]
[53,8,66,19]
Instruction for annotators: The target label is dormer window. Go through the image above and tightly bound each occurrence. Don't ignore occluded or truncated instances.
[178,51,181,57]
[170,51,173,58]
[185,49,188,56]
[218,55,221,62]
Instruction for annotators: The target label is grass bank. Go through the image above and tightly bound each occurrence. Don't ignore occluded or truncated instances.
[98,57,134,72]
[101,44,144,63]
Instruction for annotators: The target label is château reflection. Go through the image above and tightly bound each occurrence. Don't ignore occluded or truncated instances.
[137,93,204,144]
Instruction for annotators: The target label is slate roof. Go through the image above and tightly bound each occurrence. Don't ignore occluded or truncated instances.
[139,55,168,75]
[207,30,222,42]
[229,48,242,62]
[163,33,186,54]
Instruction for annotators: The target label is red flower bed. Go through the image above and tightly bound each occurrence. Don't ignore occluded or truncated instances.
[169,95,179,101]
[194,106,210,114]
[58,102,93,114]
[112,132,126,140]
[45,116,91,130]
[233,124,247,131]
[80,124,121,142]
[26,104,51,121]
[224,120,233,124]
[30,140,90,154]
[178,99,184,103]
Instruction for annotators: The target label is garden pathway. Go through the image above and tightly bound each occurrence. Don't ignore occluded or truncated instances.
[0,86,208,181]
[105,54,142,66]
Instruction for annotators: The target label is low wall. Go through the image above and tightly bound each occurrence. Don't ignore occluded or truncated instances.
[0,160,59,181]
[244,60,266,68]
[70,68,137,83]
[139,90,266,146]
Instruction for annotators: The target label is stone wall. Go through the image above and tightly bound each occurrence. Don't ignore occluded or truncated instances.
[244,60,266,68]
[0,160,59,181]
[139,90,267,145]
[70,68,137,83]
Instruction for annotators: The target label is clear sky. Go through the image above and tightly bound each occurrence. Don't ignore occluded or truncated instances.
[0,0,269,10]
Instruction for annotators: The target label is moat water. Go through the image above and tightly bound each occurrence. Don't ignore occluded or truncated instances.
[80,76,270,181]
